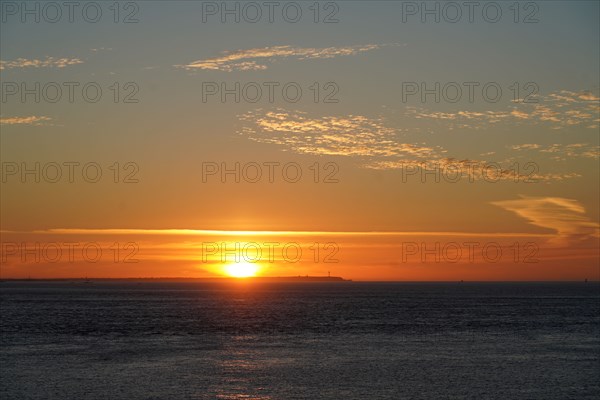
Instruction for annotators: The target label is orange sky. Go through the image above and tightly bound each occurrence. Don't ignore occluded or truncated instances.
[1,229,598,280]
[1,1,598,281]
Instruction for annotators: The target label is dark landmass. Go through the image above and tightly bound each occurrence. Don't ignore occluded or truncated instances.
[249,276,350,282]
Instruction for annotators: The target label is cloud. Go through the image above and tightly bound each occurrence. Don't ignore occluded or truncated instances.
[510,109,530,119]
[510,143,600,160]
[238,109,584,182]
[408,89,600,130]
[492,196,600,245]
[238,109,590,182]
[239,108,440,158]
[0,116,52,126]
[547,90,600,103]
[176,44,399,71]
[363,158,580,182]
[510,144,541,150]
[0,57,83,70]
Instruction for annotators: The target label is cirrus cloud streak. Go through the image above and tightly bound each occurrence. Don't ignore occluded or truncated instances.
[176,44,400,72]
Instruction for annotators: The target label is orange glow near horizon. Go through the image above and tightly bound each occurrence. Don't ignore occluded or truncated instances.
[0,230,598,281]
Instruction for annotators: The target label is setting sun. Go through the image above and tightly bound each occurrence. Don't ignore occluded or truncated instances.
[224,262,260,278]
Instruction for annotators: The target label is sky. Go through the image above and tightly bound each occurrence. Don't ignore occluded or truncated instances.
[1,0,599,280]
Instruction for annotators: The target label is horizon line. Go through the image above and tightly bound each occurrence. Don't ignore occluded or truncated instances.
[1,277,596,283]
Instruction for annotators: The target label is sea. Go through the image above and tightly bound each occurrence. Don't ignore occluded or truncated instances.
[1,281,599,399]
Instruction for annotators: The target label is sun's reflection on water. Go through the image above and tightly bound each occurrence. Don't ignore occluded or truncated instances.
[213,335,273,400]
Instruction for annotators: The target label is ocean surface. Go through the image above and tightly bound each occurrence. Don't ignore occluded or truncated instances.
[1,281,599,399]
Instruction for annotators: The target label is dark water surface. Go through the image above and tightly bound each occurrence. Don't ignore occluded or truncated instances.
[1,281,599,399]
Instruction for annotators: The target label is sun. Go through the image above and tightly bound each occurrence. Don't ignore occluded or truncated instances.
[224,261,260,278]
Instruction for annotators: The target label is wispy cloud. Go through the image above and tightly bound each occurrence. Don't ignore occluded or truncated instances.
[364,158,581,182]
[176,44,399,71]
[408,89,600,130]
[90,47,112,52]
[492,196,600,245]
[238,109,583,182]
[0,116,52,126]
[545,90,600,103]
[239,108,440,158]
[510,143,600,160]
[0,56,83,70]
